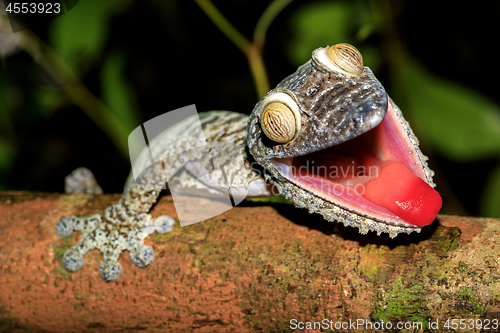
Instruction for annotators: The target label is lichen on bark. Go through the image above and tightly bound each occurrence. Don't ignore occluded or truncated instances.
[0,192,499,332]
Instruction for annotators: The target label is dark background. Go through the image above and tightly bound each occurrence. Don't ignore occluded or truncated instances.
[1,0,500,218]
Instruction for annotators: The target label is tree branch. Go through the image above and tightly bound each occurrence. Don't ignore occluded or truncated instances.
[1,191,499,331]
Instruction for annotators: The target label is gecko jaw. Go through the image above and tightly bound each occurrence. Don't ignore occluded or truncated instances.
[269,102,441,228]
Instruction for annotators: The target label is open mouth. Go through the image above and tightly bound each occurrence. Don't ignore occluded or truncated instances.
[270,102,442,227]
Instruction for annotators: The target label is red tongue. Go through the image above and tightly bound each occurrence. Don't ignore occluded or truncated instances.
[362,161,442,226]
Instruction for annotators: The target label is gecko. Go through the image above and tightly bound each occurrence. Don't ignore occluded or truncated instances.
[55,43,442,282]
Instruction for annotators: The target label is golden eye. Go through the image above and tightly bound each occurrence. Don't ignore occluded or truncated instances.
[327,43,364,77]
[261,103,297,143]
[260,92,301,144]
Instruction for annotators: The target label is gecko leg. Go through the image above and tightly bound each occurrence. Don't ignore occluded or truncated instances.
[55,129,249,281]
[55,183,175,281]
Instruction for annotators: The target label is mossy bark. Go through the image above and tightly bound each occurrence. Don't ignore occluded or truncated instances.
[1,191,499,332]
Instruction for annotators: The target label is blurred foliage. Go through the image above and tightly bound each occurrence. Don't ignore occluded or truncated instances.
[481,164,500,218]
[101,51,140,132]
[288,2,363,65]
[395,61,500,161]
[1,0,500,218]
[49,0,129,75]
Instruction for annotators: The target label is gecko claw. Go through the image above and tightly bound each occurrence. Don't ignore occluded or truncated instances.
[55,215,77,237]
[62,249,84,272]
[152,215,175,234]
[99,260,122,282]
[130,245,155,268]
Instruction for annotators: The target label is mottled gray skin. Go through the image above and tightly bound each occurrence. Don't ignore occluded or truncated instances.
[247,52,435,237]
[57,112,261,282]
[247,59,388,160]
[65,167,103,195]
[56,47,435,281]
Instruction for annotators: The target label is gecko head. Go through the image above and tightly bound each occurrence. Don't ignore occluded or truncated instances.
[246,43,442,237]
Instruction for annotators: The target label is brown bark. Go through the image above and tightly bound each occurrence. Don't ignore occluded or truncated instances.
[0,191,499,332]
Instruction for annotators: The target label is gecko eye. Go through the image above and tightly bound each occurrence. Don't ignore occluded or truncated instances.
[260,92,301,144]
[317,43,364,77]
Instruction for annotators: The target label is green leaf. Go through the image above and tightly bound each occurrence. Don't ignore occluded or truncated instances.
[100,51,140,132]
[246,195,292,204]
[0,86,17,178]
[480,164,500,218]
[35,87,68,117]
[49,0,129,74]
[287,2,354,66]
[0,137,16,173]
[286,1,380,71]
[400,62,500,161]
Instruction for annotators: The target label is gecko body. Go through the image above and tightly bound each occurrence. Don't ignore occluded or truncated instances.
[56,44,441,281]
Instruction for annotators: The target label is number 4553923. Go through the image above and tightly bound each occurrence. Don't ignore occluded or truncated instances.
[5,2,61,14]
[443,318,498,330]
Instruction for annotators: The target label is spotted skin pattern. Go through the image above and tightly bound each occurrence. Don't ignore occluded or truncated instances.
[57,112,258,282]
[56,46,436,281]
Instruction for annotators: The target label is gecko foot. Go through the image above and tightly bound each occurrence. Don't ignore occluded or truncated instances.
[128,216,175,269]
[55,185,175,281]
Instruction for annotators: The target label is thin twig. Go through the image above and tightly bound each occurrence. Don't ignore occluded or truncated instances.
[193,0,250,53]
[195,0,293,99]
[253,0,293,51]
[11,30,131,156]
[246,45,269,99]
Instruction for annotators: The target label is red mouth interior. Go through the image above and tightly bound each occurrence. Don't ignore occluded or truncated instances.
[274,105,442,227]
